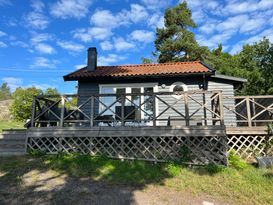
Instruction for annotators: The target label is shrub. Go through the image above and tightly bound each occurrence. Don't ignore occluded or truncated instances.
[10,87,42,121]
[228,150,248,169]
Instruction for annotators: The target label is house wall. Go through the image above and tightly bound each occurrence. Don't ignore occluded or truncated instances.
[77,76,236,126]
[77,82,99,117]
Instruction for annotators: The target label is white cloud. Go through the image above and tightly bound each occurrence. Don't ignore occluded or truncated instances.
[98,54,126,66]
[90,4,148,29]
[0,41,7,48]
[124,4,149,23]
[50,0,92,19]
[72,27,112,42]
[141,0,171,10]
[113,37,135,51]
[57,40,84,52]
[0,0,11,6]
[229,28,273,54]
[2,77,22,91]
[90,10,122,29]
[31,0,45,12]
[75,64,86,69]
[222,0,273,15]
[30,33,53,44]
[24,1,49,30]
[0,31,7,37]
[240,18,266,33]
[100,41,113,51]
[148,13,164,29]
[217,15,248,34]
[34,43,55,54]
[30,57,60,68]
[10,41,29,48]
[25,11,49,30]
[130,30,155,43]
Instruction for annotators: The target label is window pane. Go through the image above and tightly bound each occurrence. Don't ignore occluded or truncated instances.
[173,85,184,92]
[144,87,154,119]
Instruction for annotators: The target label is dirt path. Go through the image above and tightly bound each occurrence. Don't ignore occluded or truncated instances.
[0,169,232,205]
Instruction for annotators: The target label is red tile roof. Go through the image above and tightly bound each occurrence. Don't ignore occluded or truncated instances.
[63,61,213,81]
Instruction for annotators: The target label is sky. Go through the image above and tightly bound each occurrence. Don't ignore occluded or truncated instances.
[0,0,273,93]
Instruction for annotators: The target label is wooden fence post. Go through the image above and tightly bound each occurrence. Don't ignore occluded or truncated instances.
[60,96,65,127]
[246,97,252,127]
[90,96,94,127]
[184,92,190,126]
[31,97,36,127]
[202,92,207,126]
[152,94,156,126]
[121,95,125,126]
[219,91,224,126]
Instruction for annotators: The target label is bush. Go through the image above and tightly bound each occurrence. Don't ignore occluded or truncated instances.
[228,150,248,169]
[10,87,42,121]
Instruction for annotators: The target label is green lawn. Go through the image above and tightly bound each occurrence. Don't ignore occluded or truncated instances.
[0,154,272,205]
[0,120,24,132]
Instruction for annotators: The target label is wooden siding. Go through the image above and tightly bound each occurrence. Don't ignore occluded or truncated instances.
[208,81,236,126]
[77,77,236,126]
[77,81,99,117]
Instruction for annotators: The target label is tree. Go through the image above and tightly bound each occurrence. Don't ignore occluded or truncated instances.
[141,57,154,64]
[10,87,42,121]
[236,38,273,95]
[154,2,209,63]
[0,82,11,100]
[44,88,60,96]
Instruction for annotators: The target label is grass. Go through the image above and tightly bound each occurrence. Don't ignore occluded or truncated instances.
[0,154,272,205]
[0,120,24,132]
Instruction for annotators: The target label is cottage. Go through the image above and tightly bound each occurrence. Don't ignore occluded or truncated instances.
[63,47,246,126]
[21,47,272,165]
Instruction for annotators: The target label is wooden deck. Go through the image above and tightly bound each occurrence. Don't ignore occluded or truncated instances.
[2,91,273,164]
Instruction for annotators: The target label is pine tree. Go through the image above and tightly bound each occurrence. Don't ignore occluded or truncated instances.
[154,2,209,63]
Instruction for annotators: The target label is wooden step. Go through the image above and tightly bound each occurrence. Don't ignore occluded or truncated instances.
[0,134,27,140]
[0,151,25,156]
[0,143,25,149]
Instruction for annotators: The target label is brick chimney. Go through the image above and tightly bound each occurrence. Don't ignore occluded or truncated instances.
[87,47,97,71]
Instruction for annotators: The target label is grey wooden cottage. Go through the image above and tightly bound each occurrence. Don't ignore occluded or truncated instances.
[63,47,246,127]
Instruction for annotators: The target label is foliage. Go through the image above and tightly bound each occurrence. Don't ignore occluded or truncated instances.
[228,150,248,169]
[10,87,43,121]
[154,2,209,63]
[43,88,60,96]
[178,145,191,163]
[205,163,226,174]
[151,2,273,95]
[203,38,273,95]
[0,82,11,100]
[141,57,154,64]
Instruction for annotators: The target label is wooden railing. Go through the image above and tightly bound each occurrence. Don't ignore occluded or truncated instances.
[223,95,273,127]
[28,90,224,128]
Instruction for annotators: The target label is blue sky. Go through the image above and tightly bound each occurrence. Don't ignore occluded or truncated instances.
[0,0,273,93]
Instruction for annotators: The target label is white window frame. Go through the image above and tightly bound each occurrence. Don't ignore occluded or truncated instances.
[170,81,188,99]
[99,83,159,125]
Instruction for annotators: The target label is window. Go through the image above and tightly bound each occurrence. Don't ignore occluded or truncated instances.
[173,85,184,92]
[170,82,188,99]
[99,83,158,124]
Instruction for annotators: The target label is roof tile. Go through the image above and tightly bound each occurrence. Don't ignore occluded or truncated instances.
[64,61,212,81]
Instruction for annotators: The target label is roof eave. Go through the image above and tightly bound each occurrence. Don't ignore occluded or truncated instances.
[63,72,212,82]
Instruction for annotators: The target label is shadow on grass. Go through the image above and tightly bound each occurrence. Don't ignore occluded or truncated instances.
[0,154,176,205]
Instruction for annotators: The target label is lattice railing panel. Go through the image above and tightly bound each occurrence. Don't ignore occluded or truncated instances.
[27,135,228,165]
[227,135,273,159]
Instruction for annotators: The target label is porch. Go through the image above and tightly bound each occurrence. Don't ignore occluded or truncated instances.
[18,90,272,165]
